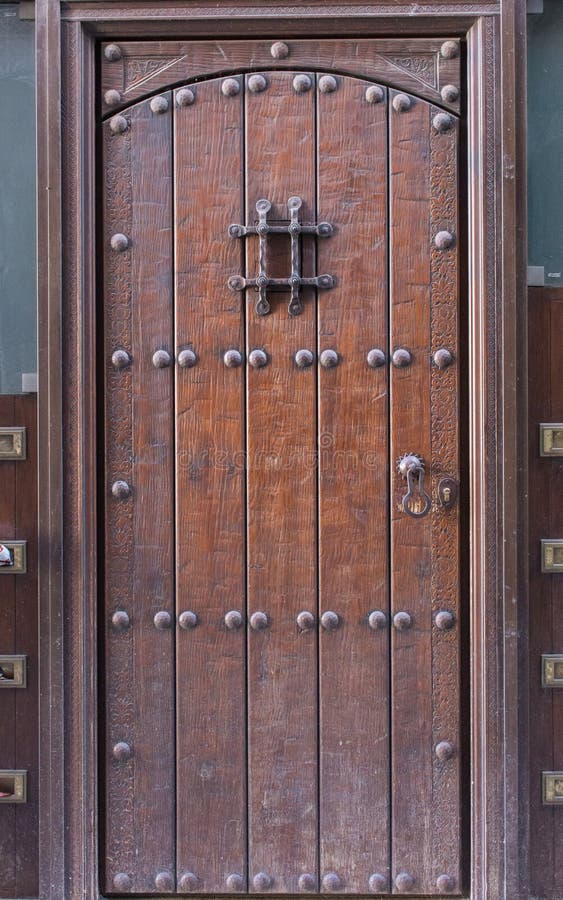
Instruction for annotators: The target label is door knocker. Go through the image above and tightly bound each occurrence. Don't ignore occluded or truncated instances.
[398,454,432,518]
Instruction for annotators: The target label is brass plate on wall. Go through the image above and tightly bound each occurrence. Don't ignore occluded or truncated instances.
[0,770,27,803]
[540,423,563,457]
[542,654,563,688]
[541,540,563,574]
[543,772,563,805]
[0,427,26,460]
[0,540,27,574]
[0,655,26,688]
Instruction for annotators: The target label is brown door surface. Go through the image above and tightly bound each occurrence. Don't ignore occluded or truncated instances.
[102,51,461,896]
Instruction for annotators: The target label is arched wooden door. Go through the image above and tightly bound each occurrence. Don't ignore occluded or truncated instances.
[101,54,462,896]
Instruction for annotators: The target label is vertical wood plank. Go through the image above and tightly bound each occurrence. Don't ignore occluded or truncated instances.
[103,93,175,894]
[174,76,247,894]
[316,75,390,894]
[245,70,318,894]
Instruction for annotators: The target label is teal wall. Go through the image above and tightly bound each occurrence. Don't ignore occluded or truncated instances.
[0,5,35,393]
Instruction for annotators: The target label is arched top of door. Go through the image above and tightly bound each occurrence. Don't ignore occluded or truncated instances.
[100,37,461,119]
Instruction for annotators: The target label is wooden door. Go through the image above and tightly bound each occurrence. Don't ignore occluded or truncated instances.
[101,48,461,896]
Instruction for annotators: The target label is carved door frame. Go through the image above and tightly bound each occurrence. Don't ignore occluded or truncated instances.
[35,2,528,899]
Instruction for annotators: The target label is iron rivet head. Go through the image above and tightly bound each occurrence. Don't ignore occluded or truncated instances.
[112,741,132,761]
[435,230,455,250]
[441,83,460,103]
[224,349,243,368]
[298,873,317,892]
[321,610,340,631]
[249,348,269,368]
[176,87,195,107]
[113,873,131,891]
[271,41,289,59]
[435,740,455,761]
[104,89,122,107]
[253,872,272,891]
[395,872,415,891]
[368,610,387,631]
[225,609,244,630]
[111,479,130,499]
[433,348,454,369]
[441,40,459,59]
[367,348,386,368]
[293,73,312,94]
[319,75,338,94]
[109,114,129,135]
[433,112,453,133]
[250,611,269,631]
[226,873,244,891]
[178,348,197,368]
[152,349,172,368]
[110,232,129,252]
[365,84,385,104]
[393,611,412,631]
[179,610,198,630]
[111,348,131,369]
[320,349,339,369]
[368,873,387,892]
[150,95,169,115]
[391,347,412,368]
[322,872,342,892]
[228,275,245,291]
[111,610,130,631]
[104,43,122,62]
[222,78,240,97]
[154,872,174,891]
[248,74,268,93]
[393,92,411,112]
[435,610,455,630]
[297,610,315,631]
[178,872,199,891]
[437,874,455,893]
[295,349,314,368]
[153,610,172,630]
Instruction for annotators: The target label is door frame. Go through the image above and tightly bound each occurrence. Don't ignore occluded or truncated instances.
[36,2,528,899]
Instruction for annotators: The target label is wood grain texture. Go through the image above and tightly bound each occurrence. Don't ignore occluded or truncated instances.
[103,93,175,894]
[174,77,247,893]
[316,75,390,894]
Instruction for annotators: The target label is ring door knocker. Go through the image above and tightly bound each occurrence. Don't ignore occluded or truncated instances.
[228,197,335,316]
[398,454,432,518]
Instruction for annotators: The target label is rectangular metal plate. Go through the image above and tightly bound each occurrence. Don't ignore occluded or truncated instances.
[0,541,27,575]
[0,655,27,689]
[542,654,563,687]
[0,427,26,460]
[540,423,563,457]
[543,772,563,805]
[542,540,563,573]
[0,770,27,803]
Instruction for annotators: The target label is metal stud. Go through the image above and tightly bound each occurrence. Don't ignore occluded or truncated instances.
[113,873,131,891]
[248,74,268,93]
[111,348,131,369]
[367,348,386,368]
[298,873,317,892]
[293,73,312,93]
[224,349,243,368]
[432,112,453,133]
[436,874,455,893]
[319,75,338,94]
[295,349,314,368]
[365,85,384,104]
[225,610,244,630]
[433,348,454,369]
[297,610,315,631]
[176,88,195,107]
[368,873,387,893]
[434,230,455,250]
[391,347,412,368]
[112,741,132,761]
[435,610,455,630]
[152,349,172,368]
[394,872,414,891]
[393,611,412,631]
[248,348,269,368]
[104,89,122,107]
[321,611,340,631]
[368,610,387,631]
[111,480,130,499]
[271,41,289,59]
[178,872,199,891]
[435,740,455,761]
[104,43,122,62]
[322,872,342,892]
[150,95,169,115]
[392,93,411,112]
[155,872,174,891]
[250,611,269,631]
[441,83,460,103]
[320,349,339,369]
[226,873,244,891]
[178,610,198,630]
[253,872,272,891]
[222,78,240,97]
[110,233,129,252]
[153,610,172,630]
[441,40,459,59]
[109,115,129,135]
[111,610,130,631]
[177,348,197,368]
